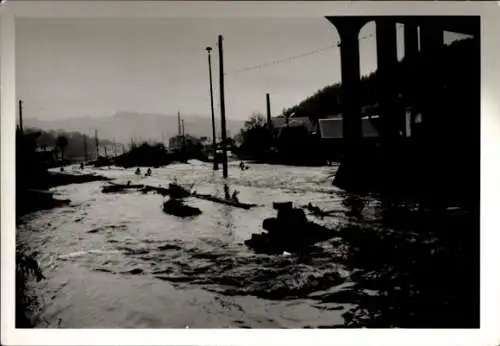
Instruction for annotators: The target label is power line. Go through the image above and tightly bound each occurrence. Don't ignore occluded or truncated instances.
[224,32,375,77]
[225,44,339,76]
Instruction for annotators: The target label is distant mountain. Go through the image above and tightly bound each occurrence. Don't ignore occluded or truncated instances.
[24,111,245,145]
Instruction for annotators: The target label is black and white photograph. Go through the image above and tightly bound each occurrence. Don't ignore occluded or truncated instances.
[2,0,499,345]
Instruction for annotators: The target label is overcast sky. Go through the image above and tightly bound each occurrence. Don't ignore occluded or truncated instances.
[15,17,467,121]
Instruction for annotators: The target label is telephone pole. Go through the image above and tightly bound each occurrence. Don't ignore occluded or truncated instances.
[218,35,228,178]
[206,46,219,171]
[83,135,88,162]
[18,100,24,134]
[181,119,186,149]
[95,129,99,159]
[266,93,273,133]
[177,111,181,138]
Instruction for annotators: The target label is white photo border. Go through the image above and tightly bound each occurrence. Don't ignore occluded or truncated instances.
[1,1,499,345]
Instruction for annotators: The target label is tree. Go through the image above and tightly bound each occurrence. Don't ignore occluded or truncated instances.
[153,143,167,152]
[236,113,273,160]
[243,113,266,130]
[56,135,68,161]
[25,127,117,162]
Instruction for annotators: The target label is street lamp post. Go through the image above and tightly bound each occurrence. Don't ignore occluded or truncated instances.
[206,46,219,171]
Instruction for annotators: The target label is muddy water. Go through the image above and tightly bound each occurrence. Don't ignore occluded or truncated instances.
[17,161,405,328]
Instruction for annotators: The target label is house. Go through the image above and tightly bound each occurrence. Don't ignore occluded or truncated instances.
[168,134,204,155]
[318,114,380,139]
[168,135,184,152]
[318,108,419,139]
[36,145,56,153]
[271,115,317,134]
[271,116,287,129]
[287,117,317,133]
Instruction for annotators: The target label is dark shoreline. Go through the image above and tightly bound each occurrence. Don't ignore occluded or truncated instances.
[47,171,111,188]
[17,171,111,219]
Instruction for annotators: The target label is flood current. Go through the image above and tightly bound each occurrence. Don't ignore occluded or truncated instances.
[17,160,477,328]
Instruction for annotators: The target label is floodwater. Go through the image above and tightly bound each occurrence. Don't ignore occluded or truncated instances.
[16,160,477,328]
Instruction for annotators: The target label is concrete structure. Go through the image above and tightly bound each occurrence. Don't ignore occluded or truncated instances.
[324,16,478,153]
[324,16,479,192]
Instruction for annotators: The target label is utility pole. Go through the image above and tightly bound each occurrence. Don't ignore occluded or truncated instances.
[206,46,219,171]
[266,93,273,133]
[18,100,24,134]
[218,34,229,178]
[177,111,182,152]
[181,119,186,148]
[177,111,181,138]
[95,129,99,159]
[83,135,88,162]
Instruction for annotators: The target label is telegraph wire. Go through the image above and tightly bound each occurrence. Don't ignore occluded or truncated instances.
[224,32,376,77]
[225,44,339,76]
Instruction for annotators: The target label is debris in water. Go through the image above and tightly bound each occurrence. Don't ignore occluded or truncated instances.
[157,244,182,251]
[120,268,144,275]
[94,268,114,273]
[162,198,202,218]
[245,201,333,254]
[116,246,150,255]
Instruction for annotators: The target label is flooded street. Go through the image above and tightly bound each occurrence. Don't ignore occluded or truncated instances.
[16,161,476,328]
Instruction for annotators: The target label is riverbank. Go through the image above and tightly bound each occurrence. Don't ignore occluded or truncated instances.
[17,171,111,219]
[47,171,111,188]
[16,251,46,328]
